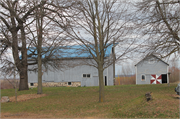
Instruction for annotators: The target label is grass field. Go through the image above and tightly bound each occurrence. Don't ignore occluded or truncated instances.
[1,84,180,118]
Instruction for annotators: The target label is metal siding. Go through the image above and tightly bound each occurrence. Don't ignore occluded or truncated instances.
[28,64,38,83]
[54,70,59,82]
[64,67,69,82]
[42,71,48,82]
[84,65,95,87]
[28,71,38,83]
[107,65,113,86]
[48,71,55,82]
[28,59,114,87]
[61,70,66,82]
[93,76,99,86]
[81,79,86,87]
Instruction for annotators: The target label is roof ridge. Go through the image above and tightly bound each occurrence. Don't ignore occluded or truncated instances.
[135,54,169,66]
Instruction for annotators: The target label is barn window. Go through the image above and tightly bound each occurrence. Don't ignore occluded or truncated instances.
[68,82,71,85]
[87,74,91,78]
[142,75,145,81]
[30,83,34,86]
[83,74,86,77]
[83,74,91,78]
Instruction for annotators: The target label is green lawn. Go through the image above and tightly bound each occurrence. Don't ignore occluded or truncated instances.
[1,84,179,118]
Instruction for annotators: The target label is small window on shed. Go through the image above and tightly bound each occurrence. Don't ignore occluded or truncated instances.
[68,82,71,85]
[142,75,145,81]
[30,83,34,86]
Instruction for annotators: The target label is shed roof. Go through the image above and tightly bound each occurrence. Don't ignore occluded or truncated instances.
[135,54,169,66]
[27,44,115,60]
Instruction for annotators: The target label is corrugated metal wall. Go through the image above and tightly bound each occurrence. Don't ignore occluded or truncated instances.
[28,59,113,87]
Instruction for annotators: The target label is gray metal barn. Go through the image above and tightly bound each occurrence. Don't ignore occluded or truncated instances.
[135,54,169,85]
[28,45,115,87]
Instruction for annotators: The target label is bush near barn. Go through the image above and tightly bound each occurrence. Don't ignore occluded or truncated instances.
[169,66,180,83]
[115,75,136,85]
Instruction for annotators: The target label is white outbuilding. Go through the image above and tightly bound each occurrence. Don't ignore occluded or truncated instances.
[135,54,169,85]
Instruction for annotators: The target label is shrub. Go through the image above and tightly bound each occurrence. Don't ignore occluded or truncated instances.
[169,66,180,83]
[115,75,136,85]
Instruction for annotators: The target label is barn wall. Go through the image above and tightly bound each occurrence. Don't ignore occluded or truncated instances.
[136,56,168,84]
[28,59,113,87]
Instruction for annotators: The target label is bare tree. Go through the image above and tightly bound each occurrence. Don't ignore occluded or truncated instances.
[0,0,48,90]
[134,0,180,58]
[35,0,45,94]
[169,58,180,83]
[0,0,70,92]
[121,63,135,77]
[52,0,136,102]
[26,0,73,94]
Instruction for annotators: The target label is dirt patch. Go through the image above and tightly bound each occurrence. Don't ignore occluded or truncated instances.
[1,112,55,118]
[9,94,47,102]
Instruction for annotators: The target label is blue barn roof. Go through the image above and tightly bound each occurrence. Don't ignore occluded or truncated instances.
[27,44,114,59]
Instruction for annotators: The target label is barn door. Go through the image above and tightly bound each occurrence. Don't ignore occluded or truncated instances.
[150,74,162,84]
[162,74,167,83]
[104,76,107,86]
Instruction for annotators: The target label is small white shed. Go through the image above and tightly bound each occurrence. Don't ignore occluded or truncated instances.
[135,54,169,85]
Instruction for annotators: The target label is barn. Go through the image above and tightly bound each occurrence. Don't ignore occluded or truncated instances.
[28,44,115,87]
[135,54,169,85]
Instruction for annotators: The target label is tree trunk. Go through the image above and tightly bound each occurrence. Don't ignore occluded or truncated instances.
[37,31,42,94]
[11,27,28,91]
[14,67,17,103]
[98,64,104,102]
[37,2,43,94]
[37,51,42,94]
[18,23,29,91]
[18,66,29,90]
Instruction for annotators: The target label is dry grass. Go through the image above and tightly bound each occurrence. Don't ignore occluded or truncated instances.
[0,79,19,89]
[115,75,136,85]
[169,66,180,83]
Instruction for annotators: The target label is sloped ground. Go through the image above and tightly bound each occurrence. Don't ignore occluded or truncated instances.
[1,84,179,118]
